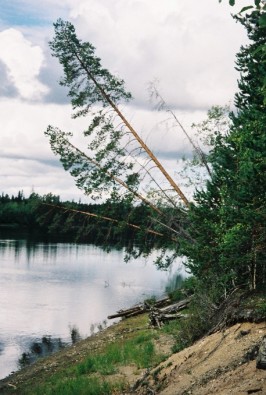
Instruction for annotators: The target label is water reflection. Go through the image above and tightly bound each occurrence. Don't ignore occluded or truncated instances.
[0,239,70,264]
[0,236,186,379]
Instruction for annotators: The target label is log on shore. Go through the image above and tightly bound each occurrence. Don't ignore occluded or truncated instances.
[107,296,171,320]
[149,310,188,328]
[148,296,192,328]
[108,306,145,319]
[159,296,192,314]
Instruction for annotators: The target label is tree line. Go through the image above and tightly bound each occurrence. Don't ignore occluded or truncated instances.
[0,191,173,251]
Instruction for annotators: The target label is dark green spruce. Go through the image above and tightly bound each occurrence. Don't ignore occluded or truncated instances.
[181,9,266,295]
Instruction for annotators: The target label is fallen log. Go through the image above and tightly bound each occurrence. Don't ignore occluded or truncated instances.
[147,297,192,328]
[108,305,144,319]
[108,296,171,320]
[149,310,188,327]
[160,313,188,321]
[150,296,171,308]
[159,296,192,314]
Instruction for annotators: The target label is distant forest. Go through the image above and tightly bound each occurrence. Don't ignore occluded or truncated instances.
[0,191,171,251]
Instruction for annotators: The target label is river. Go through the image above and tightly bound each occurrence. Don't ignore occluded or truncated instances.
[0,236,186,379]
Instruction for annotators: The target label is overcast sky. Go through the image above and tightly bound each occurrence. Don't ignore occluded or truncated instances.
[0,0,251,202]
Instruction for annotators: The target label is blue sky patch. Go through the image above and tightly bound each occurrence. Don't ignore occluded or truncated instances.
[0,1,50,27]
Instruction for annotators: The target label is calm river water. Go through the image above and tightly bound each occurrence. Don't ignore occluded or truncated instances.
[0,236,186,379]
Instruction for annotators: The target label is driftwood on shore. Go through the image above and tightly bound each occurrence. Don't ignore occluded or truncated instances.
[108,296,191,327]
[148,297,191,328]
[107,296,171,319]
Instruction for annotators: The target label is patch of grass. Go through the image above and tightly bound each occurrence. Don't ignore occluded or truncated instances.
[126,337,156,368]
[77,332,162,376]
[13,315,168,395]
[254,297,266,319]
[30,376,125,395]
[76,345,119,375]
[132,332,153,344]
[171,342,185,353]
[161,320,182,336]
[160,317,186,353]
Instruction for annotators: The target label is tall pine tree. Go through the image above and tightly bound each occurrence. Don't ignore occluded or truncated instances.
[183,8,266,296]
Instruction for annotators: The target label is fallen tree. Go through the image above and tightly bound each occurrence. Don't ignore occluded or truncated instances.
[108,296,191,327]
[107,296,171,319]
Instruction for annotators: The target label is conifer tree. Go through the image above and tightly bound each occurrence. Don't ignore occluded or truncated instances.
[45,19,190,263]
[45,9,265,290]
[183,7,266,295]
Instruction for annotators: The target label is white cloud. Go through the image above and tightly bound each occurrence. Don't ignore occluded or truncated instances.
[0,157,84,201]
[0,28,49,100]
[0,0,253,200]
[67,0,250,110]
[0,98,88,200]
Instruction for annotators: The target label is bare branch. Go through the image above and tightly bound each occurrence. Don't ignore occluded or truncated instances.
[150,84,212,177]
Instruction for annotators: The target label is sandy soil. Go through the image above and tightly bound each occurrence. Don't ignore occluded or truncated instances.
[132,321,266,395]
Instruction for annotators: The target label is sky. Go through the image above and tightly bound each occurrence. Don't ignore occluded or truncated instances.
[0,0,252,202]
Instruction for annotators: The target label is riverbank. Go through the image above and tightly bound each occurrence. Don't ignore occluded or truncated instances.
[0,313,174,394]
[0,294,265,395]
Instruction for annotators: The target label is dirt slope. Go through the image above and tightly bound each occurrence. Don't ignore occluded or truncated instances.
[133,321,266,395]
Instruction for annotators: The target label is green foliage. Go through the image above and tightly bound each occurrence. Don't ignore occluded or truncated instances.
[45,20,141,203]
[163,276,222,350]
[173,292,217,349]
[0,192,165,250]
[221,0,266,102]
[220,0,263,7]
[181,8,266,296]
[18,336,66,368]
[164,274,197,302]
[255,300,266,317]
[143,295,157,306]
[50,19,132,109]
[0,191,41,228]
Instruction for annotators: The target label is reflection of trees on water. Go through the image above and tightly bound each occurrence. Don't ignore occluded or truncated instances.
[0,231,123,265]
[0,340,4,355]
[0,236,59,264]
[18,336,66,368]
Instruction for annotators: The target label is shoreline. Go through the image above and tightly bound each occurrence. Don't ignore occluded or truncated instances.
[1,313,265,395]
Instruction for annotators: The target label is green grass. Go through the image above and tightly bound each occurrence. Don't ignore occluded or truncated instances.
[77,332,161,376]
[161,319,185,353]
[30,376,125,395]
[24,330,164,395]
[161,319,182,336]
[256,300,266,316]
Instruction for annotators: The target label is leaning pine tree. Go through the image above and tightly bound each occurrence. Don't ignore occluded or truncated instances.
[45,19,193,265]
[46,7,265,294]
